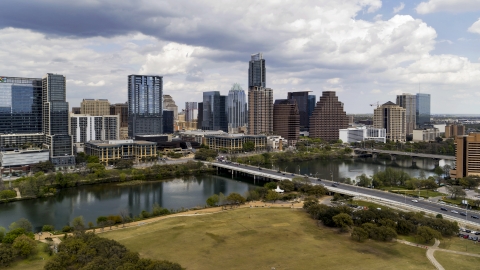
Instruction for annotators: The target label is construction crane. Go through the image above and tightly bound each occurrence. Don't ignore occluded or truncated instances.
[370,101,380,108]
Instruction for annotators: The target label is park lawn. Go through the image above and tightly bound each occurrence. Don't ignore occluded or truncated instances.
[6,242,50,270]
[353,200,393,210]
[397,235,434,246]
[102,208,434,270]
[439,237,480,254]
[434,251,480,270]
[391,190,446,198]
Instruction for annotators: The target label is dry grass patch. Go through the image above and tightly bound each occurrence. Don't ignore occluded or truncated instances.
[102,208,434,270]
[439,237,480,254]
[434,251,480,270]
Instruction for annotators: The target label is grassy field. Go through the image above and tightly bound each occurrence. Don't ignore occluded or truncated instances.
[390,190,446,198]
[6,242,49,270]
[434,251,480,270]
[102,208,434,270]
[439,237,480,254]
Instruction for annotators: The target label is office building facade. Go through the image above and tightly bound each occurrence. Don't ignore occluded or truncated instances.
[248,53,266,88]
[110,102,128,139]
[412,128,440,142]
[450,133,480,179]
[163,95,178,120]
[273,99,299,146]
[202,91,228,132]
[227,83,247,133]
[445,124,465,138]
[396,93,416,134]
[373,101,406,142]
[197,102,203,129]
[248,86,273,135]
[0,76,43,134]
[287,91,311,130]
[80,99,110,116]
[308,95,316,119]
[416,93,431,127]
[42,73,75,165]
[185,102,198,122]
[339,127,386,143]
[309,91,348,141]
[163,110,174,134]
[128,75,163,137]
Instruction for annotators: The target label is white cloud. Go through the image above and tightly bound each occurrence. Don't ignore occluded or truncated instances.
[371,89,382,94]
[327,78,341,84]
[87,80,106,87]
[468,18,480,34]
[393,3,405,13]
[416,0,480,14]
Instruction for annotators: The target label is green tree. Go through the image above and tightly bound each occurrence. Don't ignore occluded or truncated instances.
[115,160,134,169]
[446,186,465,199]
[356,174,371,187]
[351,227,368,242]
[42,225,54,232]
[87,155,100,163]
[87,163,107,177]
[265,190,281,203]
[332,213,353,232]
[417,226,441,244]
[278,180,295,192]
[0,244,15,267]
[12,234,37,258]
[242,141,255,152]
[9,218,33,232]
[0,227,5,242]
[2,228,34,244]
[71,216,86,231]
[434,166,444,180]
[264,182,277,189]
[303,196,319,209]
[226,192,246,205]
[0,190,16,200]
[206,194,219,207]
[31,161,55,173]
[194,148,218,161]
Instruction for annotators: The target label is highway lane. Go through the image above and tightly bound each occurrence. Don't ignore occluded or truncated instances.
[212,161,480,226]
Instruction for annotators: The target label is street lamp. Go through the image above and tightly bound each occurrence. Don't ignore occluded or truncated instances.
[297,165,300,175]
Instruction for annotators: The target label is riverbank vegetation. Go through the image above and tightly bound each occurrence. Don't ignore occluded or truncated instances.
[303,200,459,244]
[5,161,214,202]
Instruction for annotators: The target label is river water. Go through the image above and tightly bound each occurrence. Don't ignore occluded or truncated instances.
[0,157,454,231]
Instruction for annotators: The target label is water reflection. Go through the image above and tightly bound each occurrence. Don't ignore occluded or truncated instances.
[0,175,256,231]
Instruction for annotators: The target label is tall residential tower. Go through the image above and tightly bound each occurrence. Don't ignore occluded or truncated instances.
[227,83,247,133]
[128,75,163,137]
[416,93,430,127]
[248,53,266,88]
[396,93,416,134]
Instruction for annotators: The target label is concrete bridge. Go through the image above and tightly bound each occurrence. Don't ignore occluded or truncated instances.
[353,148,455,167]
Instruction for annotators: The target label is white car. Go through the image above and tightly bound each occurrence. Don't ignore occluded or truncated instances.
[451,210,459,214]
[411,199,419,203]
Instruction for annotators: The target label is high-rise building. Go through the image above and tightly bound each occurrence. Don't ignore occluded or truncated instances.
[227,83,247,133]
[248,86,273,135]
[163,95,178,120]
[416,93,431,127]
[71,114,120,144]
[71,107,81,114]
[128,75,163,137]
[197,102,203,130]
[0,76,43,134]
[450,133,480,179]
[201,91,227,132]
[163,110,174,134]
[273,99,299,146]
[80,99,110,116]
[307,95,316,119]
[373,101,406,142]
[396,93,416,134]
[185,102,198,122]
[445,124,465,138]
[287,91,311,130]
[309,91,348,141]
[42,73,75,165]
[248,53,266,88]
[110,102,128,139]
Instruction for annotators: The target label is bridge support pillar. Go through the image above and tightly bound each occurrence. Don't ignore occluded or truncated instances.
[372,153,377,160]
[433,158,440,167]
[411,157,416,167]
[390,154,396,161]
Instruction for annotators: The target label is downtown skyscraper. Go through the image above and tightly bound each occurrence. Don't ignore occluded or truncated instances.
[416,93,431,127]
[227,83,247,133]
[128,75,163,137]
[42,73,75,165]
[248,53,266,88]
[247,53,272,135]
[396,93,416,135]
[202,91,227,132]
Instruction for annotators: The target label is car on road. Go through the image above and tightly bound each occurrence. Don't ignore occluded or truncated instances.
[473,236,479,241]
[460,212,467,216]
[258,167,262,170]
[440,207,448,211]
[411,199,419,203]
[476,231,480,235]
[277,170,281,173]
[317,178,321,181]
[466,229,471,233]
[291,173,295,176]
[472,215,479,219]
[331,184,338,187]
[451,210,459,214]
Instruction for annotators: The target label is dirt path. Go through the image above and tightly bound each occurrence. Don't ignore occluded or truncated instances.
[426,239,444,270]
[14,188,21,199]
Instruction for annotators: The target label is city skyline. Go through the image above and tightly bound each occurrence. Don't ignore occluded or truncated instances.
[1,1,480,114]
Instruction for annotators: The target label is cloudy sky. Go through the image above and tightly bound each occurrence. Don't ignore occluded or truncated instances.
[1,0,480,114]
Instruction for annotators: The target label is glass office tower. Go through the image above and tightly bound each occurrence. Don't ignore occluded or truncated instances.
[0,76,43,134]
[227,83,247,132]
[128,75,163,137]
[202,91,227,132]
[288,91,311,130]
[42,73,75,166]
[416,93,431,127]
[308,95,316,119]
[248,53,266,88]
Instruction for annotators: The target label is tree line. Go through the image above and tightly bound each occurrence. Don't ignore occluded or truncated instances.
[303,199,459,244]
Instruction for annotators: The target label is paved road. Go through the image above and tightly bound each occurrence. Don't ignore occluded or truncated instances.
[353,148,455,160]
[212,161,480,226]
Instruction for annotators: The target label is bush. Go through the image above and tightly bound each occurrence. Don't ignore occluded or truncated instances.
[0,190,16,200]
[140,210,151,219]
[42,225,54,232]
[62,226,73,233]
